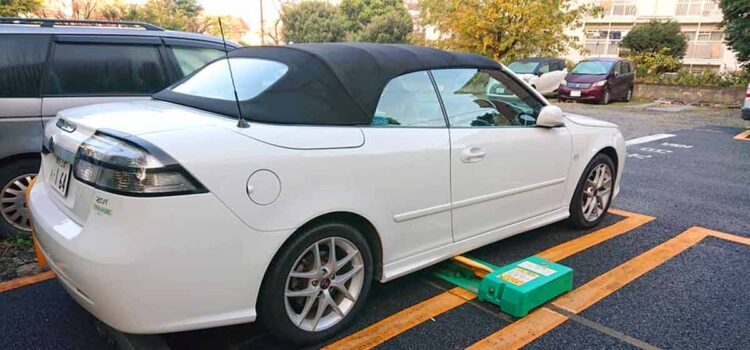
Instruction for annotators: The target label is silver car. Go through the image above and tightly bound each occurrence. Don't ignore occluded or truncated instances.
[0,18,239,236]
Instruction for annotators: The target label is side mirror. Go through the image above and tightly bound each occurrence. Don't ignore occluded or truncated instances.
[537,105,565,128]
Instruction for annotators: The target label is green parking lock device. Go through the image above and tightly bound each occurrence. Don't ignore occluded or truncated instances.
[434,256,573,317]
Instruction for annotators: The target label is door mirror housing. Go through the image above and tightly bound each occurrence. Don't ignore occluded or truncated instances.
[537,105,565,127]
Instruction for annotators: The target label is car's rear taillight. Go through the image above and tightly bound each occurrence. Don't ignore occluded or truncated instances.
[73,131,207,196]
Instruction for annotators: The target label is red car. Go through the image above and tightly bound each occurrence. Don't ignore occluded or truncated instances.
[559,58,635,104]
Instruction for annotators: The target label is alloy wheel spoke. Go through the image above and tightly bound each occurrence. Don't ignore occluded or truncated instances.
[285,287,319,298]
[336,250,359,271]
[325,290,345,317]
[327,237,337,272]
[310,296,328,331]
[296,294,317,326]
[334,264,363,285]
[333,284,356,302]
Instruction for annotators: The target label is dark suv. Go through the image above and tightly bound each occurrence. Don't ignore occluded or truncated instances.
[0,18,239,236]
[558,58,635,104]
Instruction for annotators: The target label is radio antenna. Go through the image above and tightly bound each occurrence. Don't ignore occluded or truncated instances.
[219,18,249,128]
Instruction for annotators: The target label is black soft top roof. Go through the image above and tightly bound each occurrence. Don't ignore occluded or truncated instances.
[154,43,503,125]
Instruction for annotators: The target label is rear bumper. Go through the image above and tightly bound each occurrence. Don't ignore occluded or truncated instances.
[558,85,605,101]
[29,175,291,334]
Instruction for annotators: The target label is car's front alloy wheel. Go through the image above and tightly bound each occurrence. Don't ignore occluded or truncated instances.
[259,222,373,345]
[0,158,40,237]
[568,153,615,228]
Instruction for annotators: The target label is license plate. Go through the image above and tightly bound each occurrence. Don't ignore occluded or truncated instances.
[570,90,581,97]
[49,156,72,197]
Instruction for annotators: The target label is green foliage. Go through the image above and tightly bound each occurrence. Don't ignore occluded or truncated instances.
[358,10,413,43]
[719,0,750,70]
[620,20,687,58]
[640,69,750,88]
[623,48,681,75]
[280,0,412,44]
[0,0,42,17]
[417,0,594,63]
[340,0,413,42]
[11,235,32,249]
[280,1,348,43]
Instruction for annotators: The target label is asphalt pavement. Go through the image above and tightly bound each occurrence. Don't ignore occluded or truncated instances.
[1,106,749,349]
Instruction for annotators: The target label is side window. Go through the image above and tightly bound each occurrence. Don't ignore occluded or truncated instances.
[538,63,550,74]
[44,43,168,96]
[621,62,631,74]
[613,62,622,75]
[0,35,49,97]
[371,71,445,127]
[171,46,225,77]
[432,69,544,128]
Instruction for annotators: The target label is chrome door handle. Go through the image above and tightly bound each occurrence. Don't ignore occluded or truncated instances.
[461,147,486,163]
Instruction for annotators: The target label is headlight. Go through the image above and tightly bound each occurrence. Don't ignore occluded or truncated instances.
[74,131,207,196]
[592,80,607,87]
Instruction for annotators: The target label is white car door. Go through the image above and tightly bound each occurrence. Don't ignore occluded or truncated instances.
[431,68,572,242]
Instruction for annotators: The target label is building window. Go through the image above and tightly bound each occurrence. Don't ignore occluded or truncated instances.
[676,0,722,17]
[590,0,637,16]
[684,31,724,59]
[584,30,624,56]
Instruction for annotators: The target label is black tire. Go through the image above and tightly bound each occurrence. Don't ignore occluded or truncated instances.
[0,158,40,237]
[258,221,374,345]
[567,153,615,229]
[624,87,633,102]
[598,87,611,105]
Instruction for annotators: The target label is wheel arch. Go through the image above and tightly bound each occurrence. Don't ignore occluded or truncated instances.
[0,152,41,170]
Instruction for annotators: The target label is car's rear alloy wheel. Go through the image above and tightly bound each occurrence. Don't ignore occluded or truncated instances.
[259,222,373,345]
[568,154,615,228]
[285,237,365,332]
[625,88,633,102]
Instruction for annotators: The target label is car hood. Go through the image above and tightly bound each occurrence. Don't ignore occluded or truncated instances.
[564,113,619,128]
[565,74,608,83]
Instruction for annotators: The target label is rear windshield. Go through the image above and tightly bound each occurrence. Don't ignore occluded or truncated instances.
[172,58,288,101]
[507,61,540,74]
[571,61,614,75]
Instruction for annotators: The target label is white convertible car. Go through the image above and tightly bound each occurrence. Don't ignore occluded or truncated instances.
[29,43,625,345]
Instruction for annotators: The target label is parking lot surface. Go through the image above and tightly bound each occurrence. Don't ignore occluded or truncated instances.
[1,104,749,350]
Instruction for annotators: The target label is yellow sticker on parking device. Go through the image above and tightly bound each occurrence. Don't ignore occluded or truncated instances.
[500,267,539,286]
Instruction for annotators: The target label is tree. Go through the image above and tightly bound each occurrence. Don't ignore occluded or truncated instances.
[358,10,413,43]
[418,0,593,63]
[0,0,42,17]
[280,1,348,43]
[620,20,687,58]
[719,0,750,69]
[340,0,413,42]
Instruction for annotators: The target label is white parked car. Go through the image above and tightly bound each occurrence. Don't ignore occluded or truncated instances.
[507,58,568,96]
[29,44,625,345]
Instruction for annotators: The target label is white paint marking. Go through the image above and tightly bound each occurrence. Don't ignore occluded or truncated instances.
[625,134,676,146]
[627,153,652,159]
[660,142,693,149]
[640,147,673,154]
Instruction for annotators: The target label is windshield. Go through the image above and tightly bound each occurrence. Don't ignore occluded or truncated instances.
[172,58,288,101]
[571,61,613,75]
[507,61,540,74]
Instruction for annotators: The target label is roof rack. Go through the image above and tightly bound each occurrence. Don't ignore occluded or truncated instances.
[0,17,164,31]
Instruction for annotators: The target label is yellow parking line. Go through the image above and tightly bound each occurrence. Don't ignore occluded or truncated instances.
[537,210,654,262]
[325,209,651,350]
[469,226,749,348]
[465,307,567,350]
[733,129,750,141]
[323,287,476,350]
[0,271,55,294]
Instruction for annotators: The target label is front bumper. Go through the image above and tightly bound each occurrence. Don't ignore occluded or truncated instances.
[558,85,605,101]
[29,175,291,334]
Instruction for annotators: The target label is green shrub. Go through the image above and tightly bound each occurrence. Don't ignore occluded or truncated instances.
[639,69,750,88]
[623,48,681,75]
[621,20,688,58]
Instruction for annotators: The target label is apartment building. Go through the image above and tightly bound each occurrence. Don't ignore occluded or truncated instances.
[567,0,740,72]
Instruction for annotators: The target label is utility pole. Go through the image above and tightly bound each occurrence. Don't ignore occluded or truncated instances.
[260,0,265,45]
